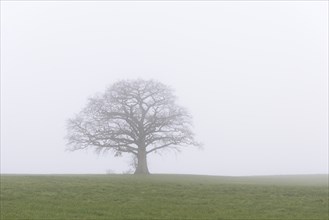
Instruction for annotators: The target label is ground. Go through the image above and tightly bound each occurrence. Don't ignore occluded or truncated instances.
[1,174,328,219]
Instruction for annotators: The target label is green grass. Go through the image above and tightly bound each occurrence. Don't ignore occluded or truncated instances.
[1,174,328,219]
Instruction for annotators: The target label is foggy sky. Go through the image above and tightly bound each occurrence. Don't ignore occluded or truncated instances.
[1,1,328,176]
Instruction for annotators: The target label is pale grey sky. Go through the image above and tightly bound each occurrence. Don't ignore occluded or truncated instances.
[1,1,328,176]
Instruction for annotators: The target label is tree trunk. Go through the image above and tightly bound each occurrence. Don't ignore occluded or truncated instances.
[134,148,150,174]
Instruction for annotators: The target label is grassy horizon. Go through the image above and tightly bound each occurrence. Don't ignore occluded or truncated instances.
[1,174,328,219]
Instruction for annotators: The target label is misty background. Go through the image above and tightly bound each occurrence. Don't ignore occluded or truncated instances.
[1,1,328,176]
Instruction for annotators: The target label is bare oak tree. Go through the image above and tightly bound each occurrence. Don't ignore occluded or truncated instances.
[66,79,200,174]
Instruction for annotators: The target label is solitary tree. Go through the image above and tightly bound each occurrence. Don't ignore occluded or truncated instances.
[66,79,200,174]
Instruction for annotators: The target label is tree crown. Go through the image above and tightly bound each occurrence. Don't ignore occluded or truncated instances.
[66,79,200,158]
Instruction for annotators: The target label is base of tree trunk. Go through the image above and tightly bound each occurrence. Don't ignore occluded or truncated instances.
[134,165,150,174]
[133,170,150,175]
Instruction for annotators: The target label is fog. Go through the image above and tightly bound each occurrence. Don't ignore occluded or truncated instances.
[1,1,328,176]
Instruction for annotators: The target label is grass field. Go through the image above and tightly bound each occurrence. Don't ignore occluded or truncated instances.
[1,174,328,219]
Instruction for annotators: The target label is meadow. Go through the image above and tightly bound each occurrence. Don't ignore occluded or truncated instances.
[1,174,328,219]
